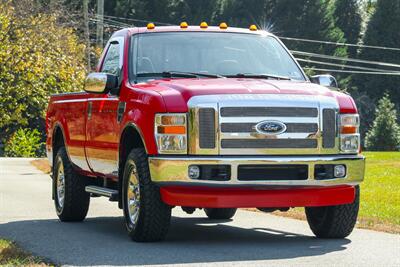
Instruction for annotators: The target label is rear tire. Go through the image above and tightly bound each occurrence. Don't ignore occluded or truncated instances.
[204,208,237,220]
[53,147,90,222]
[122,148,171,242]
[305,186,359,238]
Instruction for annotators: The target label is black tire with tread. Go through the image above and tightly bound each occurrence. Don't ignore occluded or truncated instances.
[122,148,171,242]
[53,147,90,222]
[204,208,237,220]
[305,186,360,238]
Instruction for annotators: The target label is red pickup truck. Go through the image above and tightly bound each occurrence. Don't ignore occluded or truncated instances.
[46,23,365,242]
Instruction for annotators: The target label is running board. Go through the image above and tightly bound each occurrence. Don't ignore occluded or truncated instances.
[85,186,118,201]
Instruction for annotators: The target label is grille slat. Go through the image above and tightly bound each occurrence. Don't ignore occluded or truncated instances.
[199,108,216,149]
[221,123,318,133]
[221,139,318,149]
[238,165,308,181]
[221,107,318,117]
[322,109,336,148]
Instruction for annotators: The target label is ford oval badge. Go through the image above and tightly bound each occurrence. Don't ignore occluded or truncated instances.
[255,121,287,135]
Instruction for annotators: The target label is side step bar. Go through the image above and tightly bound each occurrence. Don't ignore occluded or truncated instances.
[85,186,118,201]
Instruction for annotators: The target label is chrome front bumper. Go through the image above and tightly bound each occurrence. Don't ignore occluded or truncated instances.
[148,155,365,187]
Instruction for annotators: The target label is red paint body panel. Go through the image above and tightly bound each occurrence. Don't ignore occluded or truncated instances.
[160,186,356,208]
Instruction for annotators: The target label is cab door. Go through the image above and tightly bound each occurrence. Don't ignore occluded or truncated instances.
[85,37,125,178]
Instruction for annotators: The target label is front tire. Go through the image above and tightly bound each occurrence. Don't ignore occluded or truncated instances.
[53,147,90,222]
[122,149,171,242]
[204,208,237,220]
[305,186,360,238]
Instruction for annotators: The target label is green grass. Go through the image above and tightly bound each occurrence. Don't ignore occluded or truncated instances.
[359,152,400,228]
[271,152,400,233]
[0,239,52,266]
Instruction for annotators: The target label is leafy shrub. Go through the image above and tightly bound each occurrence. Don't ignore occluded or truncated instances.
[0,1,86,144]
[4,128,45,157]
[365,95,400,151]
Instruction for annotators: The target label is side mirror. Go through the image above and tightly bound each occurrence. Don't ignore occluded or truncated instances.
[310,74,338,89]
[84,72,119,94]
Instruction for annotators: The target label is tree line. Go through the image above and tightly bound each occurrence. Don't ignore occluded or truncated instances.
[0,0,399,155]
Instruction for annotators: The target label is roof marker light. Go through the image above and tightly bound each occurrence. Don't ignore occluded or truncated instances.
[147,23,155,30]
[249,24,258,31]
[200,22,208,29]
[180,22,188,29]
[219,22,228,29]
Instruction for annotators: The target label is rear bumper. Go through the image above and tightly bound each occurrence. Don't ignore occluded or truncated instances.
[148,155,365,187]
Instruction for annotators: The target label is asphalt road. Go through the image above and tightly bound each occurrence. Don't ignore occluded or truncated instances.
[0,158,399,266]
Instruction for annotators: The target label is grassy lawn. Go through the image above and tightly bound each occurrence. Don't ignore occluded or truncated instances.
[0,239,52,266]
[272,152,400,233]
[358,152,400,231]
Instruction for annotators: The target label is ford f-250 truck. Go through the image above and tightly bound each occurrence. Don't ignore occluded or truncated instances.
[46,23,365,242]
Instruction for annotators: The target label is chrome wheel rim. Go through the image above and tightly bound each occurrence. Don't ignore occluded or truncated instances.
[56,164,65,209]
[127,163,140,227]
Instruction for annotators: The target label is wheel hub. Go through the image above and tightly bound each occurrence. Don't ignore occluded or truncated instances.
[127,164,141,227]
[56,164,65,209]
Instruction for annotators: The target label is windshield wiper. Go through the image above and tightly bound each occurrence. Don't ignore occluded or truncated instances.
[226,73,292,80]
[137,71,224,79]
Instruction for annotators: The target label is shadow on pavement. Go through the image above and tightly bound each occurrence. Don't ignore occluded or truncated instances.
[0,216,350,265]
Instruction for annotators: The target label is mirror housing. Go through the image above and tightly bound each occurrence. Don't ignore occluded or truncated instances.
[84,72,119,94]
[310,74,338,89]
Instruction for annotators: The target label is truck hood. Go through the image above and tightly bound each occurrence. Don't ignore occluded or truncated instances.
[135,78,356,113]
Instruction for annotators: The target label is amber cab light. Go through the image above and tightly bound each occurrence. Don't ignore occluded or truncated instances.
[147,23,155,30]
[249,24,258,31]
[219,22,228,29]
[200,22,208,29]
[180,22,188,29]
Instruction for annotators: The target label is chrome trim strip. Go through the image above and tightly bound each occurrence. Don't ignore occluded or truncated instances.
[53,99,87,104]
[149,155,365,187]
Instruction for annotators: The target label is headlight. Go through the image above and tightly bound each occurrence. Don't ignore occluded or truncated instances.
[155,113,187,154]
[339,114,360,153]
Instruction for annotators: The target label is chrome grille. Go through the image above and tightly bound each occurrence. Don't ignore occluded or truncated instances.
[188,94,339,155]
[322,109,336,148]
[221,123,318,133]
[221,107,318,117]
[199,108,216,149]
[221,139,318,149]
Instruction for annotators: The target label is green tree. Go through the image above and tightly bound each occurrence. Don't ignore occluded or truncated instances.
[112,0,171,25]
[365,95,400,151]
[212,0,268,27]
[265,0,346,56]
[0,0,86,144]
[4,128,45,157]
[168,0,218,25]
[352,0,400,104]
[332,0,362,57]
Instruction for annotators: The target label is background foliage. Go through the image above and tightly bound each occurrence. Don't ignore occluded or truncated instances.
[4,128,45,157]
[0,0,86,153]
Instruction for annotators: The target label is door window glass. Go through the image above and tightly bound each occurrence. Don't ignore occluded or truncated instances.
[101,42,120,75]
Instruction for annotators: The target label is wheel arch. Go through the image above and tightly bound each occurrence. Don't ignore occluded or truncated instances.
[52,123,67,166]
[118,123,148,208]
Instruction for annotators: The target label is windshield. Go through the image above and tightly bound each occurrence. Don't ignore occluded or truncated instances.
[130,32,305,81]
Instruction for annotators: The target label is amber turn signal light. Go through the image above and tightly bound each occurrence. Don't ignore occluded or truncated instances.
[157,125,186,134]
[340,125,358,134]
